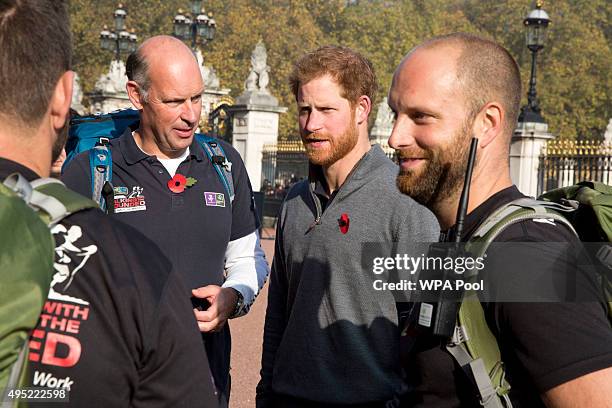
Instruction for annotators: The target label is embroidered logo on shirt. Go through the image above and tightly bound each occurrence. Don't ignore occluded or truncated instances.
[114,186,147,213]
[204,192,226,207]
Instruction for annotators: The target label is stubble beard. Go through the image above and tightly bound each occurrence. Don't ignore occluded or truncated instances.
[396,120,472,207]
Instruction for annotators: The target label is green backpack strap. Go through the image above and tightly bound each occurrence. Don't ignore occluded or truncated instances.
[446,199,577,408]
[3,174,98,227]
[540,182,612,317]
[447,294,512,408]
[540,181,612,241]
[0,177,55,399]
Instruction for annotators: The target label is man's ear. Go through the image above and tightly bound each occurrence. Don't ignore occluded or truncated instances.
[127,80,145,109]
[50,70,74,131]
[354,95,372,126]
[474,101,504,148]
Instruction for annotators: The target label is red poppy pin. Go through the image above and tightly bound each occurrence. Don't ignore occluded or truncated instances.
[338,213,350,234]
[167,174,197,193]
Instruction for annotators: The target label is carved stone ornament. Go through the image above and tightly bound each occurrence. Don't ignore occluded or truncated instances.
[94,60,128,95]
[245,40,270,93]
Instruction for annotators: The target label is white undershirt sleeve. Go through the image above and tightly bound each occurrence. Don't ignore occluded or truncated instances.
[222,230,270,317]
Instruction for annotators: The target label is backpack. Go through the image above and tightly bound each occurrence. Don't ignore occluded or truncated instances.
[63,109,235,212]
[0,174,97,404]
[444,181,612,408]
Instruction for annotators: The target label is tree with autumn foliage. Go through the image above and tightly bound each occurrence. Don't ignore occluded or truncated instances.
[69,0,610,141]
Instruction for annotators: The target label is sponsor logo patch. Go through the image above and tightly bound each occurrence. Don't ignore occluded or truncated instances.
[113,186,128,196]
[204,192,226,207]
[114,186,146,213]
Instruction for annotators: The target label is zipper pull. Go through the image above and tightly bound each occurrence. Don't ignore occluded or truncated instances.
[307,216,321,233]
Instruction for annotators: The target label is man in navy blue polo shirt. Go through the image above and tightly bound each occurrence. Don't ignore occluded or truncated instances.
[62,35,269,402]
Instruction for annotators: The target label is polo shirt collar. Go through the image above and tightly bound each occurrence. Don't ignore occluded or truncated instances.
[120,127,206,165]
[119,128,149,165]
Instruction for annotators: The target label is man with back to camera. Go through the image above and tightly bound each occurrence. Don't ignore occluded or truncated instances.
[387,32,612,407]
[62,34,269,402]
[256,45,438,407]
[0,1,219,406]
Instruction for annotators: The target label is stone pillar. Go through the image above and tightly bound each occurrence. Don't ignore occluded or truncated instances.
[369,101,394,147]
[604,118,612,144]
[87,60,131,113]
[229,93,286,192]
[71,73,85,115]
[228,41,287,191]
[510,121,554,197]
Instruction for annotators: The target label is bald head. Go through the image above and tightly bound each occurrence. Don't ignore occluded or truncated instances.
[126,35,201,102]
[397,33,522,139]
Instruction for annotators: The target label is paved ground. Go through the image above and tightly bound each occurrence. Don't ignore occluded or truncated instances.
[228,229,275,408]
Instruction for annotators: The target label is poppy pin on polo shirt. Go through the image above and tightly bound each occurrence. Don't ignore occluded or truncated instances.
[167,174,198,194]
[338,213,350,234]
[168,174,187,193]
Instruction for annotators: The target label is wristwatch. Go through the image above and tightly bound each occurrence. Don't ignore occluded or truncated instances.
[229,288,244,319]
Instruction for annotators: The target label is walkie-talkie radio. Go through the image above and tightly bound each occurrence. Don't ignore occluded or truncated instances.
[417,137,479,338]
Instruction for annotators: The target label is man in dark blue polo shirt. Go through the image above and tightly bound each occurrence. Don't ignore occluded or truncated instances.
[62,35,269,402]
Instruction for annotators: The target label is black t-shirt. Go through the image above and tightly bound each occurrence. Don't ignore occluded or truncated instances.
[403,186,612,407]
[62,130,259,394]
[1,159,219,407]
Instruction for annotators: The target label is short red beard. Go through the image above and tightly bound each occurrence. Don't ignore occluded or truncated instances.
[302,110,359,167]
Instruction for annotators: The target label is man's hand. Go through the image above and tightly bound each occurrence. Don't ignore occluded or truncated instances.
[192,285,238,333]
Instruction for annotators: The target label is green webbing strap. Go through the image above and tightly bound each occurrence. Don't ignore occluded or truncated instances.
[446,343,507,408]
[30,179,98,226]
[452,294,512,407]
[3,174,66,224]
[449,199,579,408]
[2,175,96,227]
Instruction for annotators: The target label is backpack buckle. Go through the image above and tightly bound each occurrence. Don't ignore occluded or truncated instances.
[212,155,232,172]
[97,137,110,146]
[596,245,612,270]
[451,325,469,345]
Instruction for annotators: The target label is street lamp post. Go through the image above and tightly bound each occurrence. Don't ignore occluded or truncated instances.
[99,3,138,61]
[173,1,216,50]
[519,0,551,123]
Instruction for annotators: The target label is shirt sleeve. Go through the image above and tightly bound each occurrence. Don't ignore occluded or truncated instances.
[222,230,270,315]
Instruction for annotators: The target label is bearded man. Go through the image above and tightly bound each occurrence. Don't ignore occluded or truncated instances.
[256,45,438,407]
[388,33,612,407]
